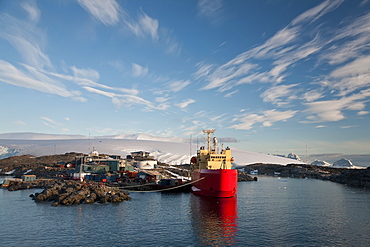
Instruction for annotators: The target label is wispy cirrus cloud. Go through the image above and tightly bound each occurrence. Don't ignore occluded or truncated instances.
[0,6,91,103]
[84,86,168,111]
[132,63,148,78]
[328,55,370,96]
[21,0,41,23]
[195,0,370,130]
[157,80,192,93]
[40,117,58,127]
[303,89,370,122]
[230,109,297,130]
[124,11,159,40]
[15,120,28,126]
[77,0,121,26]
[260,84,299,106]
[175,99,196,109]
[0,60,86,102]
[303,90,324,102]
[197,0,223,24]
[319,12,370,66]
[77,1,179,54]
[195,0,344,95]
[40,117,70,132]
[291,0,343,25]
[0,13,51,70]
[46,66,139,96]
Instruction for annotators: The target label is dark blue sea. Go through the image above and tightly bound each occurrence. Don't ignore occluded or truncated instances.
[1,176,370,246]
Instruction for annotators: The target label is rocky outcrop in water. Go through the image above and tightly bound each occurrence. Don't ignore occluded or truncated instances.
[29,180,130,206]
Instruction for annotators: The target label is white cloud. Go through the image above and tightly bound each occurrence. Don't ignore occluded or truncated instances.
[71,66,100,82]
[224,90,239,98]
[138,12,159,40]
[83,86,116,98]
[304,89,370,122]
[113,94,166,110]
[77,0,121,26]
[291,0,343,26]
[0,14,51,69]
[318,55,370,97]
[15,121,28,126]
[358,111,369,116]
[0,60,86,102]
[320,13,370,65]
[40,117,57,125]
[40,116,61,128]
[132,63,148,77]
[46,66,139,96]
[82,82,166,111]
[124,11,159,40]
[176,99,196,109]
[199,62,257,91]
[155,97,170,103]
[166,80,192,93]
[230,109,297,130]
[303,90,324,102]
[210,114,226,122]
[340,125,355,129]
[197,0,223,23]
[21,1,41,23]
[196,0,344,94]
[260,84,298,106]
[162,29,182,55]
[330,55,370,79]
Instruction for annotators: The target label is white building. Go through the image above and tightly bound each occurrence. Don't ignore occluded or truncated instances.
[136,160,157,170]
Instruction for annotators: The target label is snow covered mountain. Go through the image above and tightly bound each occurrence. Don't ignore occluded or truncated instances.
[0,132,303,166]
[310,158,363,169]
[287,153,302,161]
[333,158,354,168]
[311,160,332,167]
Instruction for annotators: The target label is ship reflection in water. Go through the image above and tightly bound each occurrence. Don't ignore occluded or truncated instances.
[190,195,238,246]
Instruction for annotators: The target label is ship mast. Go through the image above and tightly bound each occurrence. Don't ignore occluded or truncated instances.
[202,129,215,151]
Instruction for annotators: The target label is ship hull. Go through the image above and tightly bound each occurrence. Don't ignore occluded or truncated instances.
[191,169,238,198]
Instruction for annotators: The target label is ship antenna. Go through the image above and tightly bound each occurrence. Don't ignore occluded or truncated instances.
[202,129,215,151]
[190,134,192,158]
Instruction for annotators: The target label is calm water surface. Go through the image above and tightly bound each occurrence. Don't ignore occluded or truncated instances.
[1,176,370,246]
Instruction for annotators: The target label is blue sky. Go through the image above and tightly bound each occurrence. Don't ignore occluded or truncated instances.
[0,0,370,155]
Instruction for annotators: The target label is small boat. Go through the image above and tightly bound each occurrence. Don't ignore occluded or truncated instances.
[278,177,288,182]
[190,129,238,198]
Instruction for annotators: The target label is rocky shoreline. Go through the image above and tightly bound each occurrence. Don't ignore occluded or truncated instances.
[244,163,370,189]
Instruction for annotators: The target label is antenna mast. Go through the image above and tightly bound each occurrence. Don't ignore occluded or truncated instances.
[202,129,215,151]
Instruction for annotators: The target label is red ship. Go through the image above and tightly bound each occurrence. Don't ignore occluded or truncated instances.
[190,129,238,198]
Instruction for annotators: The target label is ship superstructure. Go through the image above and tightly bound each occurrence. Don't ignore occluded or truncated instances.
[191,129,238,198]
